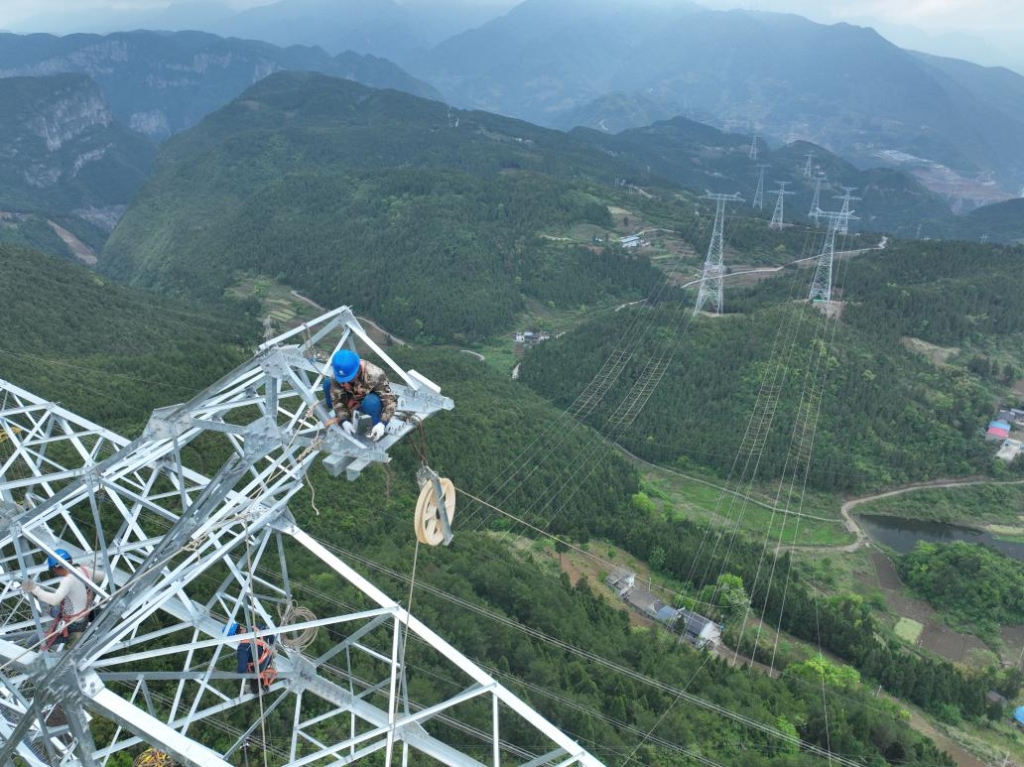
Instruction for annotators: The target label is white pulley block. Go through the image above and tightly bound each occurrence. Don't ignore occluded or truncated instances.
[414,476,456,546]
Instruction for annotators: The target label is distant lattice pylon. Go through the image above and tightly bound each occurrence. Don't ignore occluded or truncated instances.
[752,164,769,210]
[768,181,794,230]
[694,191,743,315]
[834,187,861,234]
[749,133,759,160]
[809,174,826,222]
[803,151,815,178]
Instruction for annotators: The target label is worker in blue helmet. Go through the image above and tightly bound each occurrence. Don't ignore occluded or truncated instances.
[322,349,402,441]
[228,622,277,695]
[21,548,105,650]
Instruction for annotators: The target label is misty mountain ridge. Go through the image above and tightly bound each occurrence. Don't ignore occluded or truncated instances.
[8,0,512,63]
[0,30,440,140]
[7,0,1024,210]
[413,0,1024,204]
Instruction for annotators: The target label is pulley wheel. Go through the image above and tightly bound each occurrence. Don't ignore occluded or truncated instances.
[414,477,456,546]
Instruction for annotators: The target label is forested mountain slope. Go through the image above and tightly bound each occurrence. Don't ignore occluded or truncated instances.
[951,197,1024,243]
[101,72,660,341]
[0,243,256,434]
[0,30,440,140]
[0,74,155,257]
[521,238,1024,493]
[573,121,955,232]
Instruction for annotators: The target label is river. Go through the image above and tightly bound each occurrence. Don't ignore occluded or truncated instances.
[857,514,1024,561]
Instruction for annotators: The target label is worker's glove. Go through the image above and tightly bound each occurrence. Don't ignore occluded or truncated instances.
[385,419,403,435]
[369,422,386,441]
[341,418,356,435]
[21,579,36,593]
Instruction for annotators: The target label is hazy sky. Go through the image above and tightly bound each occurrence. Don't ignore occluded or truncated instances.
[728,0,1022,30]
[2,0,1021,69]
[2,0,1020,29]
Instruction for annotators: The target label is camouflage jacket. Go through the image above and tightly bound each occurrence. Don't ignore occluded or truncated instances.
[329,360,397,423]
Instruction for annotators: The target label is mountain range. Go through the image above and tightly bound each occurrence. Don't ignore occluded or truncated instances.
[7,0,512,63]
[6,0,1024,211]
[0,30,440,140]
[413,0,1024,203]
[99,72,660,341]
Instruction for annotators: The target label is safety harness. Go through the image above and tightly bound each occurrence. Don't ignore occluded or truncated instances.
[42,566,94,650]
[240,627,277,691]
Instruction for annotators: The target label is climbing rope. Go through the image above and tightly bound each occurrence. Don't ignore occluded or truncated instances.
[276,599,317,651]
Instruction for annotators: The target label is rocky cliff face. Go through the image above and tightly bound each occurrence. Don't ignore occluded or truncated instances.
[0,73,155,248]
[27,90,112,153]
[5,76,115,187]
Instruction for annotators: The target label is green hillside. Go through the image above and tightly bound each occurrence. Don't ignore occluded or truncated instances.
[520,238,1024,493]
[8,180,1009,763]
[573,123,956,233]
[0,243,256,433]
[954,197,1024,243]
[101,72,661,341]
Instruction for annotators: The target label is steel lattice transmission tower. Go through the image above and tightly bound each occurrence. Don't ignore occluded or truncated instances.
[694,191,743,315]
[0,307,601,767]
[803,151,815,178]
[752,164,769,210]
[768,181,794,230]
[835,187,860,234]
[749,133,759,161]
[809,209,854,303]
[809,174,826,223]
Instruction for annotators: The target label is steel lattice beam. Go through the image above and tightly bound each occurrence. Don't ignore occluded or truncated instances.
[0,307,600,766]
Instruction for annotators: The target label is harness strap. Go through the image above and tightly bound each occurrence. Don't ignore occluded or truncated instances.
[42,567,94,650]
[245,630,277,688]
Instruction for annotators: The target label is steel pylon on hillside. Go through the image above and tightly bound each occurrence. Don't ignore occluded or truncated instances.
[752,164,769,210]
[808,210,854,303]
[802,151,815,179]
[768,181,794,231]
[0,307,601,767]
[835,187,861,235]
[694,191,743,315]
[808,174,826,223]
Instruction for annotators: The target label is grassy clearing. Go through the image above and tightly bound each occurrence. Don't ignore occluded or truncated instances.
[856,482,1024,527]
[792,549,882,603]
[225,274,324,330]
[894,617,923,645]
[466,297,629,379]
[639,464,854,547]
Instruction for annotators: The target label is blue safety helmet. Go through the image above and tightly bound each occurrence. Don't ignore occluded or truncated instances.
[225,622,240,636]
[47,548,73,569]
[332,350,360,384]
